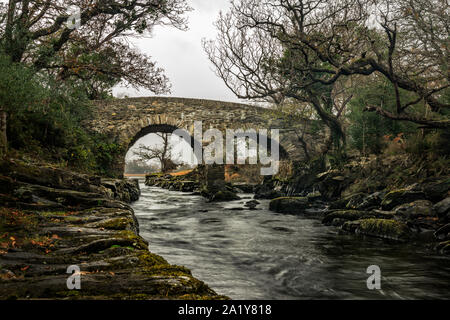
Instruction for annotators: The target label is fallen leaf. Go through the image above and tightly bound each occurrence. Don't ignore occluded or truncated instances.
[21,266,30,271]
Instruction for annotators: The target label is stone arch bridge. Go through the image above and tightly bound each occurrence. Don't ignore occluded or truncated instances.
[85,97,326,177]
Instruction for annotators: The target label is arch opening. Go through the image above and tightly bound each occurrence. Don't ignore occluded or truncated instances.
[124,124,201,177]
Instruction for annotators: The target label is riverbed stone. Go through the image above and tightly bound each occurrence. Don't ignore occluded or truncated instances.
[434,197,450,221]
[422,178,450,202]
[210,190,240,202]
[244,200,260,210]
[269,197,309,214]
[381,189,427,210]
[349,192,384,210]
[344,218,411,241]
[323,210,368,226]
[393,200,435,221]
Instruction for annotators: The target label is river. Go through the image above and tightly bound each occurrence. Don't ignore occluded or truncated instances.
[132,184,450,299]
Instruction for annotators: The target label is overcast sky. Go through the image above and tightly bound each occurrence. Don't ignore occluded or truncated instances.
[114,0,240,103]
[124,0,243,166]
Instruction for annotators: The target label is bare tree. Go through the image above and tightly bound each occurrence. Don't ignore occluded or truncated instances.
[203,0,449,140]
[133,133,178,173]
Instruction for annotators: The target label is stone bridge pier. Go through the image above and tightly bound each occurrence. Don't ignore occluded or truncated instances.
[84,97,327,179]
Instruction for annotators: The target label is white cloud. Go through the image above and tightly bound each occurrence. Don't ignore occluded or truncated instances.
[114,0,242,103]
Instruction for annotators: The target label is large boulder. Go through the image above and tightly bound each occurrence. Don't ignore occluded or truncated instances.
[269,197,309,214]
[322,209,394,226]
[393,200,435,221]
[323,210,367,226]
[343,219,411,242]
[210,190,240,202]
[101,179,140,203]
[344,193,367,209]
[0,159,101,192]
[422,178,450,202]
[434,197,450,221]
[381,189,426,210]
[349,192,384,210]
[244,200,260,210]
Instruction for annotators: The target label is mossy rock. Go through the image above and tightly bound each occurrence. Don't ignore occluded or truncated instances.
[344,193,366,209]
[210,191,240,202]
[393,200,434,221]
[322,210,367,225]
[97,217,134,230]
[422,178,450,202]
[346,192,384,210]
[269,197,309,214]
[381,189,426,210]
[137,251,168,267]
[345,218,411,241]
[434,197,450,219]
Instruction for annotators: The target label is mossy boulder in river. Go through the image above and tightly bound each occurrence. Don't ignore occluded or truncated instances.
[381,189,426,210]
[210,190,240,202]
[343,219,411,242]
[393,200,435,221]
[323,210,368,226]
[323,209,395,226]
[434,197,450,222]
[269,197,309,214]
[345,192,384,210]
[422,178,450,202]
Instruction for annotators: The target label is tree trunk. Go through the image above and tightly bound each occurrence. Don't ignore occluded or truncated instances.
[0,108,7,157]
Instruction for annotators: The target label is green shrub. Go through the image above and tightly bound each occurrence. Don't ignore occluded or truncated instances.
[1,54,122,176]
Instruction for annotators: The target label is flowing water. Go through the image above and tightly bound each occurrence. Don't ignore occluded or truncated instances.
[132,184,450,299]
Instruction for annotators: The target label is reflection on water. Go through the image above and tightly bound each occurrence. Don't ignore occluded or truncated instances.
[132,184,450,299]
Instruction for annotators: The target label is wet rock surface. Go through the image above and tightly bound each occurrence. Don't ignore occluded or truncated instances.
[145,173,202,193]
[145,168,242,203]
[0,159,225,300]
[269,197,310,215]
[262,155,449,253]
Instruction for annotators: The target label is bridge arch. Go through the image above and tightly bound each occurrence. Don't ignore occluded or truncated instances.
[85,97,325,177]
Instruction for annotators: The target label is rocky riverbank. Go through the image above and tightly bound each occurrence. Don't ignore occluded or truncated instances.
[145,168,249,202]
[0,159,226,299]
[263,154,450,254]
